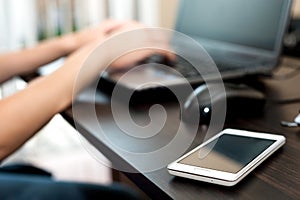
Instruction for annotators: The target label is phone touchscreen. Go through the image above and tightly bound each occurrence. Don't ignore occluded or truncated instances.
[178,134,276,173]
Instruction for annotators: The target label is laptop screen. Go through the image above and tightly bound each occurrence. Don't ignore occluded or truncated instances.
[99,0,292,93]
[175,0,291,52]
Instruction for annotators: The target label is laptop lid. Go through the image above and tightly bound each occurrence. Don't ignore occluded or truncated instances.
[174,0,292,75]
[100,0,292,91]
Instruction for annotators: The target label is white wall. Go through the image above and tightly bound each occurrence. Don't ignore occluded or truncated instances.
[161,0,179,28]
[1,0,298,52]
[293,0,300,18]
[0,0,37,51]
[0,0,8,51]
[0,0,165,52]
[87,0,107,26]
[137,0,160,27]
[109,0,136,20]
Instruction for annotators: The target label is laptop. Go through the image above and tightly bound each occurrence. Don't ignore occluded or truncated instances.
[98,0,292,99]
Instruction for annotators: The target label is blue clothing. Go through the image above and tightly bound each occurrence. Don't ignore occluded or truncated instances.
[0,164,140,200]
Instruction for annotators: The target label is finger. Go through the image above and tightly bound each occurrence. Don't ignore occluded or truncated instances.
[101,20,127,34]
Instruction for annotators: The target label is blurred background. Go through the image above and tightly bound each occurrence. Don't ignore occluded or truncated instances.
[0,0,178,51]
[0,0,299,187]
[0,0,299,53]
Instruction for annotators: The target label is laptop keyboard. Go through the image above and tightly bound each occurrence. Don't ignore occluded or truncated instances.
[143,54,250,79]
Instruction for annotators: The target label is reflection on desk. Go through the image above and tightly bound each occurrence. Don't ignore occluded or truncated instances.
[64,56,300,199]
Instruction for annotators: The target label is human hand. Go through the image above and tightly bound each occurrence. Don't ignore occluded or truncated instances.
[63,20,175,68]
[59,20,176,94]
[61,19,125,54]
[104,21,176,69]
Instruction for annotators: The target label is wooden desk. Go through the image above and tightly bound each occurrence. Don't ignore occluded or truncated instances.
[64,57,300,199]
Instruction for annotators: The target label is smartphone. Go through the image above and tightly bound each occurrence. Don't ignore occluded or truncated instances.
[167,128,286,186]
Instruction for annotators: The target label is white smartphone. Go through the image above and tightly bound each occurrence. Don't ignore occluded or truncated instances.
[167,128,286,186]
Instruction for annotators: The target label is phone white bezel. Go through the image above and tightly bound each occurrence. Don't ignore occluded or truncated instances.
[167,128,286,186]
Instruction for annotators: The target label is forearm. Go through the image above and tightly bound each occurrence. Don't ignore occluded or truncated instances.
[0,36,76,82]
[0,20,159,161]
[0,20,124,83]
[0,71,72,160]
[0,41,109,161]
